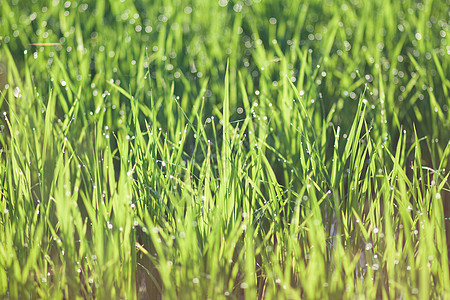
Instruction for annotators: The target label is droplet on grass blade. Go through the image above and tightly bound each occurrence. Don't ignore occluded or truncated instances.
[240,282,248,289]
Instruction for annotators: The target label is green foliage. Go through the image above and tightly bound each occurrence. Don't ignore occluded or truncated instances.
[0,0,449,298]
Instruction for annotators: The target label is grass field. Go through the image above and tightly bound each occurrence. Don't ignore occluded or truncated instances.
[0,0,449,298]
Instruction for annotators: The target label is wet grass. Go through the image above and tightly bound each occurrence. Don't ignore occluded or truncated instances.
[0,0,449,298]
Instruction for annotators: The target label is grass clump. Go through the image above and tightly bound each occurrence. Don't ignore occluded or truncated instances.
[0,0,449,298]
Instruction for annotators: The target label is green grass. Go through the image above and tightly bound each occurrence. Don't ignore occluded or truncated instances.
[0,0,449,298]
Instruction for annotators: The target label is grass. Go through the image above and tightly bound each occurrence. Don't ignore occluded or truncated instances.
[0,0,449,298]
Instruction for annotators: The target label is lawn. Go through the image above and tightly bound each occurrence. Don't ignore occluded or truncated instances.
[0,0,449,298]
